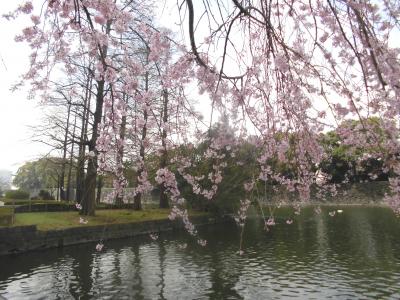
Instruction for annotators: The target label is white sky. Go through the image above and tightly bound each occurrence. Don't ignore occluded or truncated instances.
[0,3,53,173]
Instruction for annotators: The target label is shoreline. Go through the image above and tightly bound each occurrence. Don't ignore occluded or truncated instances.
[0,203,393,256]
[0,214,231,257]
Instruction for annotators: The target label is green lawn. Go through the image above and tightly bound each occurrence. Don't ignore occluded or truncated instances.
[13,209,207,231]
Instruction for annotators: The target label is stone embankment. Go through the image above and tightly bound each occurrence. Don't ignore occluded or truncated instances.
[0,215,231,256]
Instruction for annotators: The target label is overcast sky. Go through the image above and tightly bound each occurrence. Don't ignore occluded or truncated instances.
[0,3,53,173]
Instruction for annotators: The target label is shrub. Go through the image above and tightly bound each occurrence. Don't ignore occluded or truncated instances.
[5,189,30,200]
[38,190,54,200]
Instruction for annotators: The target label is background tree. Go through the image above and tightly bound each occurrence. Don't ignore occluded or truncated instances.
[13,157,74,198]
[0,170,12,197]
[319,117,396,183]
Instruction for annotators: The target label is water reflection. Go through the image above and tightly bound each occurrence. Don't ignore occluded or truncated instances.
[0,206,399,299]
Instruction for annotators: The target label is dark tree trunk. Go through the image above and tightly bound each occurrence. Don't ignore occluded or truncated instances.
[133,70,149,211]
[60,103,72,200]
[75,145,86,203]
[76,72,92,203]
[81,21,111,216]
[81,79,105,216]
[82,153,97,216]
[133,110,146,210]
[159,89,169,209]
[115,110,127,205]
[66,115,77,202]
[96,175,103,205]
[56,175,60,201]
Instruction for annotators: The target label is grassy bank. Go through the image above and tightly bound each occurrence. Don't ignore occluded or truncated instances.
[12,209,208,231]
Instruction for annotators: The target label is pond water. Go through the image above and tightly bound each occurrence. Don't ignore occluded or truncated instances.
[0,206,400,299]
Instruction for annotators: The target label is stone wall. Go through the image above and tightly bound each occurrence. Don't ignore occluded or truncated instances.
[0,215,12,226]
[13,203,146,213]
[0,215,230,256]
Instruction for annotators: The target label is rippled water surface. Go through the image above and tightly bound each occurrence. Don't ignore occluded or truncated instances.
[1,206,400,299]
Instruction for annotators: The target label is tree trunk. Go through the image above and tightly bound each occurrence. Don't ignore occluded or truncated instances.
[96,175,103,205]
[66,115,77,202]
[133,69,149,210]
[81,21,111,216]
[76,71,92,203]
[81,79,105,216]
[75,144,85,203]
[56,175,60,201]
[159,89,169,209]
[133,110,146,210]
[60,102,71,200]
[115,109,127,205]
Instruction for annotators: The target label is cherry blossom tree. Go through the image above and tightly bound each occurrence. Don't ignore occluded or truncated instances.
[180,0,400,215]
[7,1,159,215]
[6,0,400,231]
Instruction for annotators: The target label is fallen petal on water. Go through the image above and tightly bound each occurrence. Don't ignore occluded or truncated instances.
[96,243,104,251]
[150,233,159,240]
